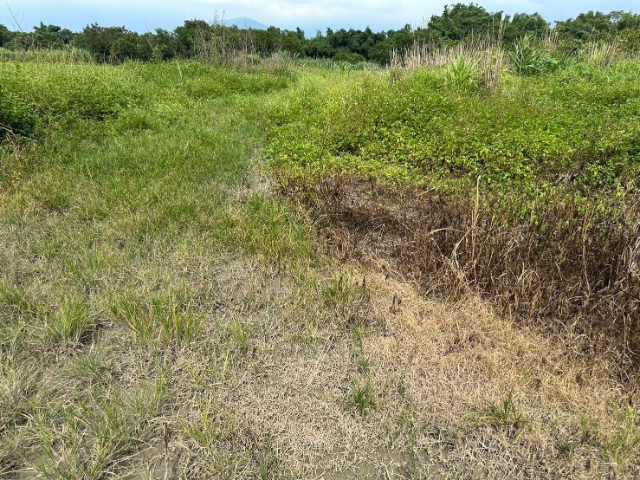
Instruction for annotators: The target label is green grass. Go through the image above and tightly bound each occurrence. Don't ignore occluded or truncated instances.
[0,59,311,478]
[2,55,640,478]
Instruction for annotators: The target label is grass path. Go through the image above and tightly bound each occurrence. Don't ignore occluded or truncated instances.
[0,63,639,478]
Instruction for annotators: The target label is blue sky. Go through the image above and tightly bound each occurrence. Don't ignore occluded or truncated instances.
[6,0,638,35]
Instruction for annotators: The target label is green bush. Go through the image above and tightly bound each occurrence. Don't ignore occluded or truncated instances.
[0,86,37,139]
[333,52,366,64]
[266,62,640,197]
[509,35,559,75]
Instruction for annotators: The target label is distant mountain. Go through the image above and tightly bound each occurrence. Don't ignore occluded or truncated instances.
[224,17,269,30]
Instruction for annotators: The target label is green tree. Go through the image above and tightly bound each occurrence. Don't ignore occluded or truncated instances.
[503,13,548,44]
[74,23,128,62]
[428,3,503,42]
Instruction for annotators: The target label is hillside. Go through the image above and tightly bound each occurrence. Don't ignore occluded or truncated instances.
[225,17,269,30]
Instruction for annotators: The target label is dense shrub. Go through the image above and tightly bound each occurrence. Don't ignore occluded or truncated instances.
[0,86,37,139]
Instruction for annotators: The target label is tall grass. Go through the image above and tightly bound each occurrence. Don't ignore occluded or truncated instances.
[0,46,93,64]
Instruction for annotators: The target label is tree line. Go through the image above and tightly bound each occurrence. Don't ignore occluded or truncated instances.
[1,3,639,64]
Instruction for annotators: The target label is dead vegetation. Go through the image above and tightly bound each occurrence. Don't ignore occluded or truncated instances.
[279,176,640,392]
[3,59,640,478]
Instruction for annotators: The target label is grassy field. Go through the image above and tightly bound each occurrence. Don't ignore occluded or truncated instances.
[1,54,639,479]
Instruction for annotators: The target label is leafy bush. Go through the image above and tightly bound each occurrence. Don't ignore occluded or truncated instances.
[0,86,37,139]
[446,54,477,91]
[334,52,366,64]
[509,35,558,75]
[0,63,141,132]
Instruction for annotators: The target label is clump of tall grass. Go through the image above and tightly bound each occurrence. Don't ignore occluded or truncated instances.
[0,46,93,64]
[295,57,378,71]
[446,54,478,92]
[390,27,505,88]
[508,34,558,75]
[579,39,629,68]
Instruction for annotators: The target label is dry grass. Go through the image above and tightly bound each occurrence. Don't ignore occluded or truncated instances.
[281,176,640,385]
[4,170,639,478]
[389,29,505,88]
[6,254,637,478]
[2,60,640,479]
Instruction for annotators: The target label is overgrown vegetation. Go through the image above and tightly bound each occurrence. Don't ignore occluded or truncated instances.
[265,41,640,382]
[2,5,640,478]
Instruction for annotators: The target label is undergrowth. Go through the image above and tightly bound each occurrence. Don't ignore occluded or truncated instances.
[2,50,640,478]
[265,59,640,377]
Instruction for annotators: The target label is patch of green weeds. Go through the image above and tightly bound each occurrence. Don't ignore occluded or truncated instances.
[153,297,202,347]
[602,403,640,465]
[320,274,371,326]
[348,379,377,418]
[33,392,144,479]
[42,300,94,348]
[257,444,282,480]
[109,293,202,347]
[352,326,370,374]
[266,63,640,198]
[228,320,251,356]
[478,390,530,431]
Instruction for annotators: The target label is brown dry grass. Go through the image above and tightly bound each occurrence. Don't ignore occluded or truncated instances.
[4,216,639,478]
[281,176,640,389]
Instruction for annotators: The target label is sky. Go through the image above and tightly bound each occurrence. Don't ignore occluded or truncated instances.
[5,0,639,35]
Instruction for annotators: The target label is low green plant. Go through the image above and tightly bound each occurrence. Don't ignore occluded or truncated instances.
[603,404,640,465]
[42,301,94,347]
[348,380,377,417]
[352,326,370,374]
[228,320,251,355]
[156,300,202,347]
[33,393,142,479]
[320,274,371,326]
[257,444,282,480]
[109,296,154,345]
[0,86,37,139]
[478,391,530,430]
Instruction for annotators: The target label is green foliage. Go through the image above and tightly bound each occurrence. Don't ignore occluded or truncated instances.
[348,380,377,417]
[447,54,477,91]
[0,62,141,138]
[603,404,640,465]
[503,13,549,44]
[266,61,640,198]
[509,35,558,75]
[428,3,504,42]
[334,52,366,64]
[479,391,530,430]
[184,67,291,99]
[0,85,37,139]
